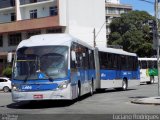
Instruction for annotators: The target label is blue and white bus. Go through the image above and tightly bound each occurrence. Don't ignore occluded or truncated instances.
[94,47,140,90]
[11,34,140,102]
[11,34,96,102]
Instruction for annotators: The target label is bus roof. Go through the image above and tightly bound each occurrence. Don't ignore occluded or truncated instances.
[96,47,137,56]
[138,58,157,61]
[17,34,93,50]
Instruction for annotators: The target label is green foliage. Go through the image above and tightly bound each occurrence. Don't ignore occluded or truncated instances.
[108,10,155,57]
[2,66,12,78]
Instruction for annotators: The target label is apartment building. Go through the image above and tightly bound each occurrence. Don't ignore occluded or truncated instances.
[0,0,106,74]
[105,0,132,40]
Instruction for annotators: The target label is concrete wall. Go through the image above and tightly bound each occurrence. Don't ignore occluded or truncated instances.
[59,0,106,47]
[20,3,55,20]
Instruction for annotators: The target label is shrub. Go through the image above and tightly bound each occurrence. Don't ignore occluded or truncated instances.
[2,66,12,78]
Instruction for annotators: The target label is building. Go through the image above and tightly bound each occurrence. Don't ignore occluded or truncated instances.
[0,0,106,74]
[105,0,132,40]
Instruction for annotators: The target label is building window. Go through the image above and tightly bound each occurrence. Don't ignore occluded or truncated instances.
[50,6,58,16]
[11,13,16,21]
[46,28,62,33]
[27,30,41,39]
[30,0,37,3]
[8,33,21,46]
[107,8,116,14]
[10,0,15,6]
[30,9,37,19]
[0,36,3,47]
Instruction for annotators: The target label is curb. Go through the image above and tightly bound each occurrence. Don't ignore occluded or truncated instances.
[131,97,160,105]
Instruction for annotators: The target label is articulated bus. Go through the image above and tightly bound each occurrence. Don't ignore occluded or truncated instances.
[11,34,96,102]
[11,34,140,102]
[95,47,140,90]
[138,58,158,84]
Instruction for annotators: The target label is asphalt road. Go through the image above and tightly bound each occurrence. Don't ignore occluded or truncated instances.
[0,83,160,120]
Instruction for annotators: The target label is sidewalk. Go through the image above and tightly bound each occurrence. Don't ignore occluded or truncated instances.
[131,97,160,105]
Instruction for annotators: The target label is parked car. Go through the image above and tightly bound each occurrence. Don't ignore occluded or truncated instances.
[0,77,11,92]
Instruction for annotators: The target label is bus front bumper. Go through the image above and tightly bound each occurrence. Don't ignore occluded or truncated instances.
[12,85,72,102]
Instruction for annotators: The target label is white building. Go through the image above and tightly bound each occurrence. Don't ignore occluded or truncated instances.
[0,0,106,74]
[105,0,132,41]
[105,0,120,4]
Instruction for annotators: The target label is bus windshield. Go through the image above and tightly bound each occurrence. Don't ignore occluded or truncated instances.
[140,60,157,69]
[13,46,68,80]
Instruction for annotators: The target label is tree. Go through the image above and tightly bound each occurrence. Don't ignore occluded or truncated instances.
[2,66,12,78]
[108,10,155,57]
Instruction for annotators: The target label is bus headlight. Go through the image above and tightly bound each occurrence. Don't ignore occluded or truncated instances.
[58,81,69,89]
[12,84,19,91]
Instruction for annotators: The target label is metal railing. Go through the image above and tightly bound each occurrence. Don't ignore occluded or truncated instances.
[20,0,50,5]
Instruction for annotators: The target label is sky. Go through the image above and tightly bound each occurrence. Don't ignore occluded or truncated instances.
[120,0,154,16]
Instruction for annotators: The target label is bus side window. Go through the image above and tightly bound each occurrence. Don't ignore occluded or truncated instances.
[108,53,112,69]
[133,57,138,70]
[84,47,89,70]
[121,55,127,70]
[141,60,147,69]
[113,54,117,69]
[139,60,141,69]
[71,43,77,69]
[89,50,95,69]
[154,61,157,68]
[99,52,108,69]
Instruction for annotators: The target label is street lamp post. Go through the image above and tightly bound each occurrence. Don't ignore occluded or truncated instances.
[139,0,160,95]
[155,0,160,96]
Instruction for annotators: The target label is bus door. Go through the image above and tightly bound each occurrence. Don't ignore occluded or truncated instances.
[140,60,150,81]
[76,45,89,87]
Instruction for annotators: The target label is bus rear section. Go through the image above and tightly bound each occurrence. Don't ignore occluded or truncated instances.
[138,58,158,84]
[95,47,140,90]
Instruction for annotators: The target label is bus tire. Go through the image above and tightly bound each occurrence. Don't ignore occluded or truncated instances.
[122,79,128,91]
[146,81,151,84]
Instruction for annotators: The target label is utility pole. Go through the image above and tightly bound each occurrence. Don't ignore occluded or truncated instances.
[155,0,160,96]
[93,28,96,47]
[154,0,160,96]
[140,0,160,95]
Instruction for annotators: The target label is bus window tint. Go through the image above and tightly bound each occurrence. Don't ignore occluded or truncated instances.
[153,61,157,68]
[99,52,107,69]
[71,42,93,70]
[121,55,128,70]
[141,61,147,69]
[89,50,95,69]
[148,61,153,69]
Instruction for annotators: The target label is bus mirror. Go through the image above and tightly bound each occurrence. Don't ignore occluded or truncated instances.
[7,52,12,63]
[71,51,76,61]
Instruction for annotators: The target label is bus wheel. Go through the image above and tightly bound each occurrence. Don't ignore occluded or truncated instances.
[122,79,128,91]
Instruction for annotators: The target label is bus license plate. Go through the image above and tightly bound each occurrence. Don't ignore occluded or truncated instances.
[33,94,43,99]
